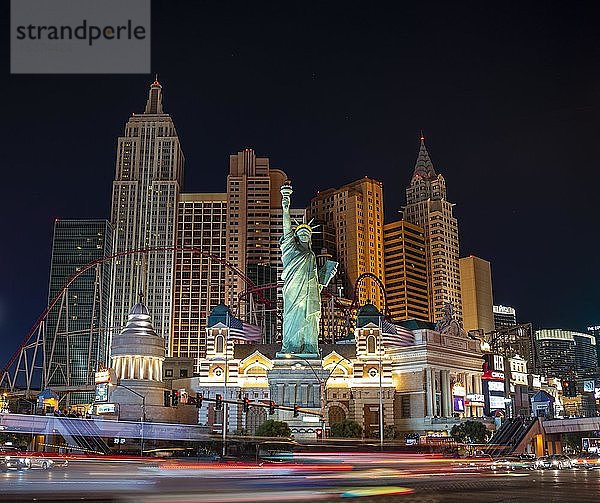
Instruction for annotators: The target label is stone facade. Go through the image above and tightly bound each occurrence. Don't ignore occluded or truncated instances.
[180,304,487,439]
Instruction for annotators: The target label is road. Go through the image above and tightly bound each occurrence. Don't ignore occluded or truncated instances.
[3,457,600,502]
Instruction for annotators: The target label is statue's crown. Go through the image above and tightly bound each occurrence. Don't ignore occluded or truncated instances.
[293,217,320,235]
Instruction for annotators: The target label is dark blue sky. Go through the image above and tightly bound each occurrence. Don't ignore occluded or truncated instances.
[1,1,599,369]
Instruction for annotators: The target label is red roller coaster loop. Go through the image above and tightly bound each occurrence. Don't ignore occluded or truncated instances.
[1,246,264,380]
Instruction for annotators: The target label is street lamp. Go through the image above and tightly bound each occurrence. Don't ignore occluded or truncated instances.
[284,352,349,439]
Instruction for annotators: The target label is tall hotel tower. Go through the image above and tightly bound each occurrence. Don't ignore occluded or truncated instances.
[403,136,462,323]
[109,80,184,353]
[225,149,298,342]
[46,219,112,400]
[308,177,385,309]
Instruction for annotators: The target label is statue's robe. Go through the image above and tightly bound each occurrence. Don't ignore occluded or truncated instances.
[280,230,321,355]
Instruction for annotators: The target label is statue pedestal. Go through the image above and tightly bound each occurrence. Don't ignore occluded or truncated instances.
[267,358,330,440]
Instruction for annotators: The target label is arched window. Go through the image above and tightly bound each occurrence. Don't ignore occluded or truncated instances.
[245,406,267,435]
[328,405,346,425]
[215,335,224,354]
[366,335,376,354]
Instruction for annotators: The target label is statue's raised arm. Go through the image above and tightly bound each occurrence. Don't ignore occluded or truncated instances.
[280,181,293,237]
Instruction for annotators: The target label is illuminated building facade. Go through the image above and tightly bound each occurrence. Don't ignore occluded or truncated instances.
[225,150,290,342]
[403,136,462,323]
[493,305,517,330]
[459,256,494,333]
[383,220,429,321]
[308,177,385,310]
[45,219,113,397]
[172,193,228,370]
[177,304,485,438]
[108,80,184,354]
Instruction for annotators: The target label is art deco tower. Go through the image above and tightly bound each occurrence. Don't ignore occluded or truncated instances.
[403,136,462,323]
[109,80,184,354]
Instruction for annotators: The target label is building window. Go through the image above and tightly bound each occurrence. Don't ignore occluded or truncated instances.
[401,395,411,418]
[216,335,225,353]
[180,369,188,378]
[165,369,173,377]
[366,335,376,354]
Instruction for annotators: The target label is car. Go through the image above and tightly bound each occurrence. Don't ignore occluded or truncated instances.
[491,456,534,471]
[572,453,600,470]
[24,456,54,470]
[0,454,29,471]
[534,455,572,470]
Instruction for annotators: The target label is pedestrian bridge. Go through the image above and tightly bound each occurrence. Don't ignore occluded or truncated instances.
[542,416,600,434]
[0,412,210,442]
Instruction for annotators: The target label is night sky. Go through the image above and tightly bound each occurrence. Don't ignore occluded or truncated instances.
[1,1,599,368]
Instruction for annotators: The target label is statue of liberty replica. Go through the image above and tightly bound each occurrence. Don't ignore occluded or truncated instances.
[278,181,338,357]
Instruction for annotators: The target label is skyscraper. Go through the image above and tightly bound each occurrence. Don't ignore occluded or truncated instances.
[45,219,112,398]
[225,149,290,341]
[308,177,385,309]
[109,80,184,354]
[172,193,228,369]
[403,136,461,323]
[383,220,429,321]
[493,305,517,329]
[459,256,494,333]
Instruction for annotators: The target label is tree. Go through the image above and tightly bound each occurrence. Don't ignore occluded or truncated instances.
[384,425,398,440]
[255,420,291,438]
[330,419,363,439]
[450,420,489,444]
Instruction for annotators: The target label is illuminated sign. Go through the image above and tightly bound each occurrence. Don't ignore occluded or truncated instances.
[466,394,484,403]
[587,325,600,331]
[488,381,504,392]
[97,403,116,414]
[453,397,465,412]
[95,383,108,402]
[302,415,320,423]
[452,384,466,397]
[95,369,112,384]
[482,370,505,380]
[489,396,505,410]
[584,381,595,393]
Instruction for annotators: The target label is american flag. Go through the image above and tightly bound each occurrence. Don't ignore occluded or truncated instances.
[228,320,263,343]
[381,319,414,350]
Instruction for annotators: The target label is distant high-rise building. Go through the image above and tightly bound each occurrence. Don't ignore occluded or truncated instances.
[225,149,289,342]
[403,136,461,323]
[459,256,494,333]
[108,80,184,354]
[383,220,429,321]
[493,305,517,330]
[172,193,227,370]
[535,329,577,377]
[574,333,597,372]
[45,219,112,398]
[308,177,385,310]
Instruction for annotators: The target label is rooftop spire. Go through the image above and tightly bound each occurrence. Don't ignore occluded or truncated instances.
[144,78,164,114]
[412,132,436,180]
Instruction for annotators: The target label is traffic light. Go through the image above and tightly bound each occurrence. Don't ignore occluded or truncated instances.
[164,390,171,407]
[171,390,179,406]
[215,394,223,411]
[242,397,250,413]
[562,380,576,397]
[316,428,323,439]
[293,404,300,418]
[268,400,276,415]
[196,393,203,409]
